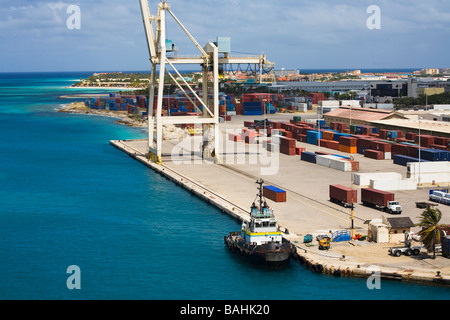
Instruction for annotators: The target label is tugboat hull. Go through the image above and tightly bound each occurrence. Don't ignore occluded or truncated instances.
[224,233,294,269]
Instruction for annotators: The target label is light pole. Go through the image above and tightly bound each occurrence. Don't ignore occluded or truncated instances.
[418,117,422,186]
[350,155,354,239]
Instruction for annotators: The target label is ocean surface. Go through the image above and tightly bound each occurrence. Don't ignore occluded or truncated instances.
[0,71,449,300]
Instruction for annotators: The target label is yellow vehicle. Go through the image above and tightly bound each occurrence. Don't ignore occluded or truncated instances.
[185,127,202,136]
[318,237,332,250]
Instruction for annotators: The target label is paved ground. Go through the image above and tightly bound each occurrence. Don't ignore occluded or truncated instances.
[116,113,450,278]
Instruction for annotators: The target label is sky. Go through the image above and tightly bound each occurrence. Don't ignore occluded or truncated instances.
[0,0,449,72]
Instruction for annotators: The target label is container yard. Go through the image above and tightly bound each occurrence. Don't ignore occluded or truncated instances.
[111,111,450,285]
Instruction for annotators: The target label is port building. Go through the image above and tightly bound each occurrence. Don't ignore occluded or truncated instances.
[323,106,407,127]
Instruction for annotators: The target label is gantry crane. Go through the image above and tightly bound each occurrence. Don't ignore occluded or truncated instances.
[139,0,274,164]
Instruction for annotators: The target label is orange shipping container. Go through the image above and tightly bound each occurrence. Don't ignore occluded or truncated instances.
[322,131,335,141]
[339,144,357,154]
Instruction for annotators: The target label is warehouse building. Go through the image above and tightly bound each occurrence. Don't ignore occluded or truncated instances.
[323,106,407,127]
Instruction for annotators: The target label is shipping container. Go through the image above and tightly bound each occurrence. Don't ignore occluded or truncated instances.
[361,188,395,209]
[339,144,357,154]
[415,135,435,147]
[393,155,427,166]
[420,149,449,161]
[295,147,306,155]
[280,145,296,155]
[326,140,340,151]
[364,149,384,160]
[263,185,286,202]
[306,130,322,145]
[329,158,352,171]
[329,184,357,207]
[301,151,316,163]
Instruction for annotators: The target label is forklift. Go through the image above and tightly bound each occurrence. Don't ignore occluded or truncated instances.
[318,236,332,250]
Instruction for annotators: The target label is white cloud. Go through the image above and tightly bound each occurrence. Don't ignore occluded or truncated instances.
[0,0,449,71]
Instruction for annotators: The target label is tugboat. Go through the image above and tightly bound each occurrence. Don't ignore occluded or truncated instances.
[224,179,295,268]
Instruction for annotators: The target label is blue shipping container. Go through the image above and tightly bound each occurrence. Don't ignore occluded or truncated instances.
[301,151,317,163]
[264,185,286,193]
[393,155,429,166]
[421,149,449,161]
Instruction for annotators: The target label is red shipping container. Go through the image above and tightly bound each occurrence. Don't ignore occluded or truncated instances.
[245,136,256,144]
[430,144,447,150]
[280,145,296,155]
[228,133,241,142]
[415,135,434,147]
[378,129,388,139]
[329,184,357,206]
[295,133,307,142]
[295,147,306,155]
[270,121,282,129]
[326,140,340,150]
[339,136,358,147]
[370,141,391,152]
[242,129,256,138]
[434,137,449,146]
[263,186,286,202]
[405,132,416,140]
[391,143,409,156]
[407,145,421,158]
[350,160,359,172]
[361,188,395,208]
[356,137,376,149]
[364,149,384,160]
[280,136,296,148]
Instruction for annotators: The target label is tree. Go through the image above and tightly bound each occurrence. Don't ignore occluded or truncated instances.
[417,207,443,259]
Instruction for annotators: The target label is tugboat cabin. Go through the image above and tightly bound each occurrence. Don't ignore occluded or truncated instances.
[242,202,282,245]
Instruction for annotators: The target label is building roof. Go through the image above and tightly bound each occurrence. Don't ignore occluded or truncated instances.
[324,106,404,122]
[370,118,450,135]
[386,217,415,229]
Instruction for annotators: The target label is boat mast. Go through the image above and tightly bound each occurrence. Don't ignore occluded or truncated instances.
[256,178,264,213]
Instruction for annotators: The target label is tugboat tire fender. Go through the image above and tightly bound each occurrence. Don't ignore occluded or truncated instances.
[312,263,324,273]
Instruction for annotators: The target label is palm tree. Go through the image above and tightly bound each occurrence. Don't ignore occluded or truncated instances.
[417,207,443,259]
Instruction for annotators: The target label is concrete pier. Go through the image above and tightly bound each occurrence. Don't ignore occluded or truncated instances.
[110,118,450,286]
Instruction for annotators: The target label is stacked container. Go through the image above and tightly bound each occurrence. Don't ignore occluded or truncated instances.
[338,136,357,153]
[279,137,296,155]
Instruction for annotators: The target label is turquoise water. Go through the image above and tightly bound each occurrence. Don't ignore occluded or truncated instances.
[0,72,449,300]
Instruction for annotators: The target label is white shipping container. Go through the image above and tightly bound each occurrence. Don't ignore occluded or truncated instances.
[319,100,340,107]
[370,178,417,191]
[340,100,361,107]
[316,155,340,167]
[352,172,402,186]
[330,158,351,172]
[432,104,450,110]
[296,103,308,112]
[407,161,450,175]
[408,172,450,184]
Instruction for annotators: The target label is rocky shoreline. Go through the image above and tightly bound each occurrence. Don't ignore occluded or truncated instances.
[57,102,147,128]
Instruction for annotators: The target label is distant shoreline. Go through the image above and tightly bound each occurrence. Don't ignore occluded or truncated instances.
[57,101,147,128]
[64,86,143,90]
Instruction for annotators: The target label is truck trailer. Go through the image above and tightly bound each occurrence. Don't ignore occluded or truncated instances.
[361,188,402,214]
[329,184,357,208]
